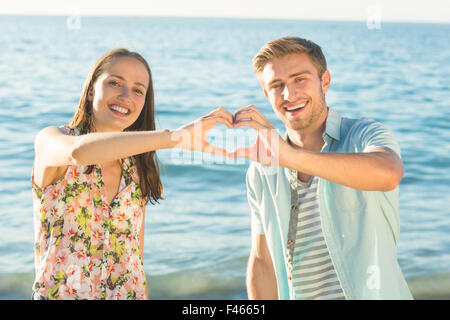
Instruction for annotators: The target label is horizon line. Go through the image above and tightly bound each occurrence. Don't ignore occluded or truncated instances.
[1,13,449,25]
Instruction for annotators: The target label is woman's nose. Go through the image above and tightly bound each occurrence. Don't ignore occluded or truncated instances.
[119,86,130,98]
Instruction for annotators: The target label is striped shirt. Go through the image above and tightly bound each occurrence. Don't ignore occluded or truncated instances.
[286,172,346,300]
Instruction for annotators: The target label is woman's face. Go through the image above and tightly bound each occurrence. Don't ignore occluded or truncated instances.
[89,56,150,132]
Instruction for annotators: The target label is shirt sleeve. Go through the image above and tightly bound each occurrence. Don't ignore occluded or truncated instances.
[246,163,265,235]
[353,118,402,158]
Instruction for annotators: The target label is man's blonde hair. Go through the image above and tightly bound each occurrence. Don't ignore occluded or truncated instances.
[253,36,327,77]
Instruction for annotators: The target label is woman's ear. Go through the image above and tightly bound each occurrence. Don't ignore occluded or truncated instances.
[87,88,94,101]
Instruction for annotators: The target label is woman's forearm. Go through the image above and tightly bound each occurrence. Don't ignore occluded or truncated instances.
[70,129,177,165]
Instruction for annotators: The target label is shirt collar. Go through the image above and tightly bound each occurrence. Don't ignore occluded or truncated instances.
[323,107,341,141]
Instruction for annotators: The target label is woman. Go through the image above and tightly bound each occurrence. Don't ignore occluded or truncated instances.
[31,48,234,300]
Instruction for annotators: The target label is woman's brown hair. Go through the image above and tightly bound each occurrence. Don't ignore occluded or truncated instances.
[70,48,163,205]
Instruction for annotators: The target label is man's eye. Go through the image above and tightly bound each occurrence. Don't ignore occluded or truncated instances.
[296,78,304,82]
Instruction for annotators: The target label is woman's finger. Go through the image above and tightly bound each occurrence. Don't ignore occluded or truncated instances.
[207,106,234,125]
[203,115,234,129]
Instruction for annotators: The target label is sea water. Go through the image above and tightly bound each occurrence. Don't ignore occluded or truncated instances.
[0,16,449,299]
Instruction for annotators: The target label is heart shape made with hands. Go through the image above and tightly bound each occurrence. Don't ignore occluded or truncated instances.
[206,123,259,153]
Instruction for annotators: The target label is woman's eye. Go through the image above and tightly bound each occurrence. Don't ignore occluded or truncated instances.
[134,89,144,95]
[109,80,120,87]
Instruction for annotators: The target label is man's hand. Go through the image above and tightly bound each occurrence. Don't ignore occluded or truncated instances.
[229,105,403,191]
[228,105,289,167]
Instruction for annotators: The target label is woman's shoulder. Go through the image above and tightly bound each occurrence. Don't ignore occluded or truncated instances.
[36,124,82,139]
[58,124,81,136]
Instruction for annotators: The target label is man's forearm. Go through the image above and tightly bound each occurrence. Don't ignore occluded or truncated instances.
[282,146,404,192]
[246,257,278,300]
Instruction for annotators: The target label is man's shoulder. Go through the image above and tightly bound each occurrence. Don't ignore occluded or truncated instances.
[340,114,390,140]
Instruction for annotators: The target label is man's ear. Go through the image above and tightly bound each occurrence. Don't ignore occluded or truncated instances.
[321,70,331,94]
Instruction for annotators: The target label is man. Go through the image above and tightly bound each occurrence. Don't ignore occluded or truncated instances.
[230,36,413,300]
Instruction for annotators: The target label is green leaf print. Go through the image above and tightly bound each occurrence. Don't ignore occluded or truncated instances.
[93,194,103,209]
[132,187,142,204]
[127,290,136,300]
[75,207,92,237]
[53,270,67,286]
[47,287,60,300]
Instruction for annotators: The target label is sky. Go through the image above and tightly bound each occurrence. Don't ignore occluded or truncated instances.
[1,0,449,24]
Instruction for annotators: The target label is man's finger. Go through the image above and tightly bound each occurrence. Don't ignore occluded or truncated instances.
[234,109,266,125]
[233,119,265,131]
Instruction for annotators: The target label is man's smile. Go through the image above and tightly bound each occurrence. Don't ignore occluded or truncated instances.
[283,101,308,116]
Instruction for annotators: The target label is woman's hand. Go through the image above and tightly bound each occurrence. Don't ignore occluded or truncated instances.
[171,107,235,157]
[228,105,289,167]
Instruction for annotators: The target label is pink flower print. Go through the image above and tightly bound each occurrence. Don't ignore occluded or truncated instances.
[78,192,91,208]
[60,285,77,300]
[123,198,132,208]
[92,212,102,224]
[66,203,76,215]
[51,188,60,200]
[67,228,78,240]
[113,212,128,230]
[50,207,58,217]
[131,258,140,270]
[107,264,116,275]
[132,207,141,220]
[110,264,124,280]
[76,249,87,260]
[56,251,68,266]
[72,167,80,180]
[92,229,102,240]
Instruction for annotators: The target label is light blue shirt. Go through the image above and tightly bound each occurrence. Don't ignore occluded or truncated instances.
[246,108,413,300]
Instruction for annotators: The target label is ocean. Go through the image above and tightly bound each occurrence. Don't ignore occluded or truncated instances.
[0,15,449,299]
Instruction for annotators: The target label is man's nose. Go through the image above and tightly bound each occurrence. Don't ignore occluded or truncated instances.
[282,83,297,101]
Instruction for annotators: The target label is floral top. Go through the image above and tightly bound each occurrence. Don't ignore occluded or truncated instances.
[31,125,147,300]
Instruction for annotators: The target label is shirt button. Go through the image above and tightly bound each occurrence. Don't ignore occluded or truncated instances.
[288,276,292,281]
[292,205,297,211]
[288,240,294,245]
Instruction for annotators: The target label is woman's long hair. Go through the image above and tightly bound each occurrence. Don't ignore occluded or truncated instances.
[70,48,163,205]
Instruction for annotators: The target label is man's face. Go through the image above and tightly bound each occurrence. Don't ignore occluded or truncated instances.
[260,53,330,132]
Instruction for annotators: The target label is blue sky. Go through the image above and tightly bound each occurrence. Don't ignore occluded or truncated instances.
[1,0,449,23]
